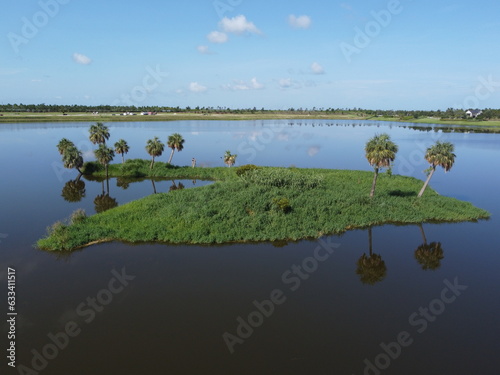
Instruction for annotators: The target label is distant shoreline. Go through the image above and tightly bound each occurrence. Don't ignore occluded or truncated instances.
[1,112,500,132]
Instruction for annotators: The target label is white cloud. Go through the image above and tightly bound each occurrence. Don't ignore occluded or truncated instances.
[222,77,265,91]
[219,15,261,35]
[279,78,293,88]
[197,45,214,54]
[189,82,208,93]
[288,15,312,29]
[311,62,325,75]
[207,31,228,43]
[72,53,92,65]
[250,77,264,89]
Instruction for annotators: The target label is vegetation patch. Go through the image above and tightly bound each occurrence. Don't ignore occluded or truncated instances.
[37,166,490,251]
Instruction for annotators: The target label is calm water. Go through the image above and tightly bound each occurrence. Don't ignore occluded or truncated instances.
[0,120,499,375]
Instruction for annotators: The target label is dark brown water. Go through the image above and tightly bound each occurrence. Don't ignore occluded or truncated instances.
[1,120,498,375]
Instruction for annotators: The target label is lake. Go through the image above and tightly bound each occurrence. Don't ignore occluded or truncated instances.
[0,120,498,375]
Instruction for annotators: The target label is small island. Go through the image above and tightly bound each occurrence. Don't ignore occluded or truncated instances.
[37,160,490,251]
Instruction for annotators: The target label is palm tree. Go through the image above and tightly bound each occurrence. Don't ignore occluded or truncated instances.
[62,145,84,175]
[94,144,114,179]
[355,227,387,285]
[114,139,129,163]
[417,141,456,197]
[365,134,398,197]
[223,150,237,167]
[145,137,164,169]
[89,122,110,145]
[166,133,185,164]
[57,138,74,155]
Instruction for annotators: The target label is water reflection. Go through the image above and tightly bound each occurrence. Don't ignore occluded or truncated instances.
[116,177,130,190]
[61,178,86,202]
[169,180,185,191]
[414,224,444,270]
[356,227,387,285]
[94,193,118,213]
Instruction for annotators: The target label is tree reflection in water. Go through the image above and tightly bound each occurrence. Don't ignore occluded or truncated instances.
[356,227,387,285]
[414,224,444,270]
[61,178,86,202]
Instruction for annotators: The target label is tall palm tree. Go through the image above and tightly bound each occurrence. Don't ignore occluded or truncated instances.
[365,133,398,197]
[223,150,237,167]
[417,141,456,197]
[57,138,74,155]
[89,122,110,145]
[166,133,185,164]
[355,227,387,285]
[62,145,84,175]
[114,139,129,163]
[94,144,114,179]
[146,137,164,169]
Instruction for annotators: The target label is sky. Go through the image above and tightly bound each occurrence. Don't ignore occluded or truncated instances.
[1,0,500,110]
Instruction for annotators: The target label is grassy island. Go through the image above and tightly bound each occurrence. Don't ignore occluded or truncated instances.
[37,161,490,251]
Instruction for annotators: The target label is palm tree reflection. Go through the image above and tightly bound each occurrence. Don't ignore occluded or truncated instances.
[414,224,444,270]
[61,179,86,202]
[94,193,118,213]
[169,180,185,192]
[356,227,387,285]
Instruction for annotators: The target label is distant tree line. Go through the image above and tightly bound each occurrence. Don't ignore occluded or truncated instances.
[2,103,500,120]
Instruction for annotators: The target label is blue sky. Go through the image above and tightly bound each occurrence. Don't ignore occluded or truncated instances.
[1,0,500,110]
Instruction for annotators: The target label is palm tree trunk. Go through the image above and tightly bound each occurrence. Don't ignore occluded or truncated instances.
[168,149,175,164]
[151,179,157,194]
[122,154,125,164]
[106,177,110,195]
[418,167,436,198]
[150,157,155,170]
[370,168,379,197]
[105,164,109,180]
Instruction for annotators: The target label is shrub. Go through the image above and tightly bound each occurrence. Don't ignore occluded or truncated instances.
[236,164,259,177]
[82,161,103,174]
[70,209,86,224]
[272,197,291,213]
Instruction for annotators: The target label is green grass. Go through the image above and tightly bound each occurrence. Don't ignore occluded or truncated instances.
[37,165,490,251]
